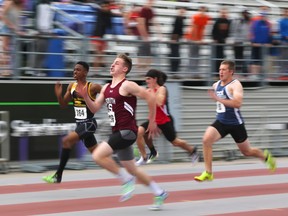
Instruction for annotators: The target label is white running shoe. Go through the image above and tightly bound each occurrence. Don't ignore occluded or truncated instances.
[135,156,148,166]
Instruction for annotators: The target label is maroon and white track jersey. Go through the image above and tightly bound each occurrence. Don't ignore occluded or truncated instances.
[104,79,138,133]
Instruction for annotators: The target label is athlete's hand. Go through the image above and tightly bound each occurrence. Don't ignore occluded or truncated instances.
[76,83,88,98]
[54,81,62,97]
[146,121,160,139]
[208,89,218,102]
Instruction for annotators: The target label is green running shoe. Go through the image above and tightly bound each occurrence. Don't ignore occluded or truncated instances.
[194,171,214,182]
[119,177,135,202]
[42,173,61,183]
[264,149,276,172]
[149,191,168,211]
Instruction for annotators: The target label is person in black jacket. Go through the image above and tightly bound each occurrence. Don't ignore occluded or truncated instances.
[169,7,186,76]
[91,1,113,68]
[211,8,231,78]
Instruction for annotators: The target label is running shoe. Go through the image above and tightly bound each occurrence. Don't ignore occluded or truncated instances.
[194,171,214,182]
[149,191,168,211]
[119,177,135,202]
[42,173,61,183]
[135,156,148,166]
[190,147,199,164]
[147,152,159,164]
[264,149,276,172]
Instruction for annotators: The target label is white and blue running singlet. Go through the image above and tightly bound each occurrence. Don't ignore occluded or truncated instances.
[215,80,244,125]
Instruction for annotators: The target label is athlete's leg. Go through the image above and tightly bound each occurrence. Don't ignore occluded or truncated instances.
[171,137,195,153]
[42,131,80,183]
[56,131,80,178]
[136,125,148,160]
[121,159,165,195]
[144,133,157,155]
[202,126,221,173]
[237,139,276,171]
[92,141,121,174]
[237,139,265,159]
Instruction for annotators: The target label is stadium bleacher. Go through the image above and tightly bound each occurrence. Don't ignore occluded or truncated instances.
[1,0,288,79]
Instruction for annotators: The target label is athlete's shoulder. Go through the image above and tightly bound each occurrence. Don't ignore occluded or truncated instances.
[231,79,243,88]
[90,82,102,93]
[67,82,77,91]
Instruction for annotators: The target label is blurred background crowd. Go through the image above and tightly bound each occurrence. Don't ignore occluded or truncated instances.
[0,0,288,85]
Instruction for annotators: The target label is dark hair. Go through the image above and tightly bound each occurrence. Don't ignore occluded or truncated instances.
[117,53,132,74]
[76,61,89,72]
[145,69,167,86]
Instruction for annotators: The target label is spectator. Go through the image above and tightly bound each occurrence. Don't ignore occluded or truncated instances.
[31,0,54,76]
[279,8,288,80]
[90,1,113,69]
[108,0,123,16]
[0,0,24,77]
[185,6,210,78]
[169,7,186,77]
[249,11,271,80]
[211,8,230,78]
[251,6,270,22]
[267,22,281,79]
[124,4,141,36]
[231,9,251,76]
[136,0,161,72]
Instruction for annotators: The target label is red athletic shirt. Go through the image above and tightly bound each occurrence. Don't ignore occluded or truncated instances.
[154,87,171,125]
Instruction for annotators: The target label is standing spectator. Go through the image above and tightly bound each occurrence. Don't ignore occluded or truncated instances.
[91,1,113,69]
[31,0,54,76]
[231,9,251,76]
[211,8,230,78]
[136,0,160,71]
[279,8,288,79]
[267,22,281,79]
[169,7,186,76]
[251,6,270,22]
[124,4,141,36]
[185,6,210,78]
[0,0,24,77]
[249,11,271,80]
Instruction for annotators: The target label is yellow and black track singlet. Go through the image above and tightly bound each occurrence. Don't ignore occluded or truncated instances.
[70,82,95,122]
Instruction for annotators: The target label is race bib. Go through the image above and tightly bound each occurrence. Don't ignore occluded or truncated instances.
[216,101,226,113]
[74,107,87,119]
[108,110,116,126]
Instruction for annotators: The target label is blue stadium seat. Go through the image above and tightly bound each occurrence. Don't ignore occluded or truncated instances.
[52,3,95,14]
[70,14,96,36]
[106,17,125,35]
[52,3,124,36]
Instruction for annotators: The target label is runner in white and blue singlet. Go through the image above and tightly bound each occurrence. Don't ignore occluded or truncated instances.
[215,79,244,125]
[194,60,276,182]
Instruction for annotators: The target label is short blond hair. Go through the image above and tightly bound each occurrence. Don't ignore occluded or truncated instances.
[117,53,132,74]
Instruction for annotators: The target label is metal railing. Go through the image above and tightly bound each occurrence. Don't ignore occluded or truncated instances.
[1,32,288,86]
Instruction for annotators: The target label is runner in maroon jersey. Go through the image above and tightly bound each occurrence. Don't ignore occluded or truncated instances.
[78,53,168,210]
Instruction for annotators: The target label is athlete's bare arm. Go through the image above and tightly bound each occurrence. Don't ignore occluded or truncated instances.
[78,83,107,114]
[121,80,158,138]
[155,86,166,106]
[208,80,243,108]
[90,83,102,97]
[55,82,73,109]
